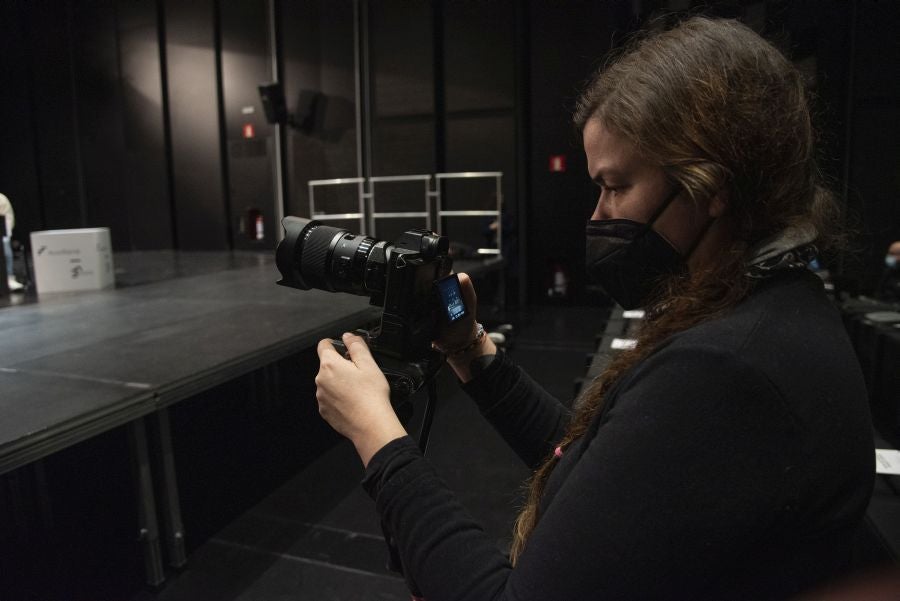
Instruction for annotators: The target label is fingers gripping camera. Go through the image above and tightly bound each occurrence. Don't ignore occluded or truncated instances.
[276,217,468,399]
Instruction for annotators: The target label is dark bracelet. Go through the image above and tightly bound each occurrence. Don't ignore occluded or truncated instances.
[432,322,485,357]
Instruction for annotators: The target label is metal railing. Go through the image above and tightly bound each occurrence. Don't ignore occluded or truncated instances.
[307,177,367,234]
[368,174,432,236]
[305,172,503,257]
[435,171,502,256]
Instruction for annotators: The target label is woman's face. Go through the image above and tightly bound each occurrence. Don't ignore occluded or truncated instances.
[582,118,714,257]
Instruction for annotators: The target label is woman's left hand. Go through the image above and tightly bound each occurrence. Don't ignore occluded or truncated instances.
[315,332,408,467]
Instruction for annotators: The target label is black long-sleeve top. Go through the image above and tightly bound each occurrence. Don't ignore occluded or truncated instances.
[362,271,874,601]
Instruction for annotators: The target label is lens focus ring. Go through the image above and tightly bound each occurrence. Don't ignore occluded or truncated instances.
[300,224,341,282]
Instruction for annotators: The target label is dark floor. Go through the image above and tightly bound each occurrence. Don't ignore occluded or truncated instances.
[133,305,607,601]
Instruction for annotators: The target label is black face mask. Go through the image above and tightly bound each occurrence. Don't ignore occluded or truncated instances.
[585,187,685,309]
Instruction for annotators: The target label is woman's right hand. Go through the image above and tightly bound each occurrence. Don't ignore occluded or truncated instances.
[433,273,497,382]
[433,272,479,351]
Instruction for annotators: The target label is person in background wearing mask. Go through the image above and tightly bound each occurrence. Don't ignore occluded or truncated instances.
[877,240,900,302]
[0,192,24,292]
[313,17,873,600]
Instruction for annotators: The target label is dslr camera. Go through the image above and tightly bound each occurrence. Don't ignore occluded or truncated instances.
[275,217,468,398]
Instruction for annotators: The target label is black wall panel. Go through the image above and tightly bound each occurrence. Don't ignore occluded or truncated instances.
[370,1,435,177]
[27,1,86,231]
[281,0,358,220]
[443,0,517,260]
[804,2,852,192]
[846,1,900,291]
[70,0,130,249]
[370,1,434,118]
[526,2,618,303]
[850,104,900,289]
[117,0,174,250]
[443,1,515,114]
[164,0,228,250]
[220,0,275,249]
[445,115,515,252]
[372,119,436,177]
[0,2,43,241]
[280,1,322,220]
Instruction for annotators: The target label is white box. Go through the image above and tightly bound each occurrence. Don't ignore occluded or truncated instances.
[30,228,115,294]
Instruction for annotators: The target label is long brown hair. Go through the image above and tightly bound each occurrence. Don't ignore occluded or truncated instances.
[509,16,841,564]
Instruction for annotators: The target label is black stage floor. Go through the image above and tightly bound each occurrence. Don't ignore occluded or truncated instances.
[130,305,609,601]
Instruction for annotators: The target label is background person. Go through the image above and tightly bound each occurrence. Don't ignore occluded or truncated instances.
[0,192,23,292]
[876,240,900,302]
[314,17,873,600]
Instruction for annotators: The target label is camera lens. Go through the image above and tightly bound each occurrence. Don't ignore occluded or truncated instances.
[276,216,387,296]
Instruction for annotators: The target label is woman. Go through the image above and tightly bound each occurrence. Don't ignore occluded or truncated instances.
[315,17,873,600]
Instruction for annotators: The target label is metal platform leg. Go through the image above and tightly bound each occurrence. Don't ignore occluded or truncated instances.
[4,469,28,541]
[128,418,165,587]
[156,408,187,568]
[32,460,53,532]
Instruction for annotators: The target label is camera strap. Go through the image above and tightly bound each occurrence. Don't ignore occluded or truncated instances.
[417,379,438,454]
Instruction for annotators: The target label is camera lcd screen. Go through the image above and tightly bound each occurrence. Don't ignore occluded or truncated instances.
[437,274,467,323]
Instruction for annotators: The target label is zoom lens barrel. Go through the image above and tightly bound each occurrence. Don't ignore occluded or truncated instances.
[276,216,387,296]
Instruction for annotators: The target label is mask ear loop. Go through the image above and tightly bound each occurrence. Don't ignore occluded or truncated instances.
[642,185,682,233]
[683,215,716,263]
[644,186,715,262]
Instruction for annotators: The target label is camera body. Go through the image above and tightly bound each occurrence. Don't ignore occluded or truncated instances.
[374,229,453,360]
[276,217,454,365]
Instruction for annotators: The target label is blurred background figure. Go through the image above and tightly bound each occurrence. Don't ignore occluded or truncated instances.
[876,240,900,302]
[1,192,24,292]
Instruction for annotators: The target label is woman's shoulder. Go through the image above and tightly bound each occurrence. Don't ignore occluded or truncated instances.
[669,270,840,358]
[633,269,868,431]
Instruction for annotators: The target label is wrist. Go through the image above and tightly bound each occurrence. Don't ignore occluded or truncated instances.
[447,333,497,383]
[353,415,408,469]
[433,322,486,356]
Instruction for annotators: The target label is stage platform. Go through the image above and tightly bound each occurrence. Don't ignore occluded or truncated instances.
[0,251,381,475]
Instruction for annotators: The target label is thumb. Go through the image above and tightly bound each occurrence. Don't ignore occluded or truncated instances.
[342,332,378,368]
[457,272,478,313]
